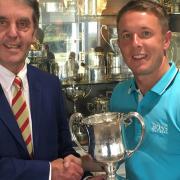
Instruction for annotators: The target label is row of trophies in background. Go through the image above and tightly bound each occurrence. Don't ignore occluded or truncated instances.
[43,0,180,15]
[27,26,133,84]
[158,0,180,14]
[28,49,133,85]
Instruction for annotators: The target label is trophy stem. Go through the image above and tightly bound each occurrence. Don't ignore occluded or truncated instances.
[105,162,116,180]
[73,100,77,113]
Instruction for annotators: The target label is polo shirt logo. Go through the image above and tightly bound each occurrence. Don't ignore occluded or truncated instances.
[151,121,168,134]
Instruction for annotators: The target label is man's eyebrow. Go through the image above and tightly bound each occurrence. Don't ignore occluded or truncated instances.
[0,16,6,20]
[18,17,31,21]
[120,30,129,33]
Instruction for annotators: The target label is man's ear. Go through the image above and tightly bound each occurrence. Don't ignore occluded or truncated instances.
[163,31,172,51]
[32,29,37,44]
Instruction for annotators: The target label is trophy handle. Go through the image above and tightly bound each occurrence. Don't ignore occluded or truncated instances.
[100,25,112,50]
[69,113,89,153]
[83,85,92,98]
[87,103,95,114]
[123,112,145,157]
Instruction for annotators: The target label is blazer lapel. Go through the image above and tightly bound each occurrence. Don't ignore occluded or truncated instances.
[0,85,28,153]
[27,66,42,158]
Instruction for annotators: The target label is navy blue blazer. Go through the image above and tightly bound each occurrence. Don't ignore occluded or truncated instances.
[0,65,79,180]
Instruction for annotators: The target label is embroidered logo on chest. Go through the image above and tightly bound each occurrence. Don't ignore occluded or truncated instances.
[151,121,168,134]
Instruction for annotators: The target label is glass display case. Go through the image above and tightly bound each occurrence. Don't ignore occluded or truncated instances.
[35,0,132,85]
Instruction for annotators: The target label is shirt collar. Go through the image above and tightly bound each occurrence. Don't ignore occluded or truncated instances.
[128,78,137,94]
[0,63,27,92]
[128,62,178,95]
[151,62,178,95]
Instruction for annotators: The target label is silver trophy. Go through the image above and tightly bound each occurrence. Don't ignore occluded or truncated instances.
[69,112,145,180]
[65,83,91,113]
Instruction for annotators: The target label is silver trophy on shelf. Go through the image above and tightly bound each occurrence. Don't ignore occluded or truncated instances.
[65,84,91,145]
[100,25,133,80]
[65,83,91,113]
[69,112,145,180]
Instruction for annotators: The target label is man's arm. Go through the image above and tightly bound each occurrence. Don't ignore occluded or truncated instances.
[0,157,49,180]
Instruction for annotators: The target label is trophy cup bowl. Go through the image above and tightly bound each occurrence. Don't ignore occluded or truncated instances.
[65,85,91,102]
[65,84,91,112]
[69,112,145,180]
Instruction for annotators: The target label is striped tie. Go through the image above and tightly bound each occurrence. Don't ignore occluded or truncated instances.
[11,76,33,156]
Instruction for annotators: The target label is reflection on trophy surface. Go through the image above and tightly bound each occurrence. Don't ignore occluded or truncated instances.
[93,121,124,162]
[69,112,145,180]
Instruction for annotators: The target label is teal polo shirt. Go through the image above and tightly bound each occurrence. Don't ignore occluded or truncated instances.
[110,62,180,180]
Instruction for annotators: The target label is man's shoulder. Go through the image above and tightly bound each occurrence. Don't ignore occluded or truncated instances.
[114,79,132,91]
[111,79,133,100]
[27,64,60,83]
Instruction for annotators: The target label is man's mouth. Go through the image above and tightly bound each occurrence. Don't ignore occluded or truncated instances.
[132,54,147,60]
[4,43,21,49]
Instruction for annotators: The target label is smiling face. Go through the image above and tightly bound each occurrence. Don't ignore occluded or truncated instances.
[0,0,36,73]
[117,11,171,78]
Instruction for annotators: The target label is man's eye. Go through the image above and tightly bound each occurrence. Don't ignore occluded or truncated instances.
[17,20,30,30]
[0,19,7,26]
[121,33,131,40]
[141,31,152,38]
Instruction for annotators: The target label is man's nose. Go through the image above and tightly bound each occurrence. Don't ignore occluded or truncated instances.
[132,34,142,47]
[6,24,18,38]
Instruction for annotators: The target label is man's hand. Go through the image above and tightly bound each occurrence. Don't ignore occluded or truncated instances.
[81,154,105,172]
[51,155,84,180]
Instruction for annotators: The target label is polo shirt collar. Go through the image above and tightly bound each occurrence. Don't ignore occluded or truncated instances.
[128,79,137,94]
[128,62,178,95]
[151,62,178,95]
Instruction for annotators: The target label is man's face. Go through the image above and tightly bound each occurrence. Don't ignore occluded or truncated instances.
[0,0,36,72]
[117,11,171,77]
